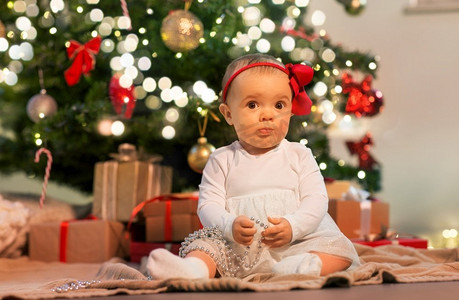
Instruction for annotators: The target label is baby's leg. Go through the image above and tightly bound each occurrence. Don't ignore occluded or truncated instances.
[272,253,322,276]
[311,251,352,276]
[147,249,216,280]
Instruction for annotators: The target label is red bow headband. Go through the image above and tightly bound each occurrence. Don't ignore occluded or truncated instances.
[222,62,314,115]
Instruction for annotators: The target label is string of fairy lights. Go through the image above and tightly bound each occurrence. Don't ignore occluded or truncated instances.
[1,0,377,181]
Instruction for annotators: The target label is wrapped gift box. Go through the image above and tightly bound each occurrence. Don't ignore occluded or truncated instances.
[328,199,361,239]
[130,241,181,263]
[93,154,173,222]
[367,201,390,235]
[143,195,201,242]
[325,180,359,200]
[328,199,389,239]
[352,238,428,249]
[145,214,201,242]
[29,220,127,263]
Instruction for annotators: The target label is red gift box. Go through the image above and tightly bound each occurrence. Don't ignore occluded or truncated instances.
[130,241,181,263]
[352,238,428,249]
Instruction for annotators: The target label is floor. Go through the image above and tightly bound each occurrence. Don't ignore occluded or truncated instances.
[83,281,459,300]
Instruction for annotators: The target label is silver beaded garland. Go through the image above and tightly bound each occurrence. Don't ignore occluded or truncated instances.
[52,280,101,293]
[179,217,268,278]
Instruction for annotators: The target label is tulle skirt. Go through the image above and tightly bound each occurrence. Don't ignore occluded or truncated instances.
[180,190,360,278]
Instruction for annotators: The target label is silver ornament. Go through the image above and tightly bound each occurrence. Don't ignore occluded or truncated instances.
[27,90,58,123]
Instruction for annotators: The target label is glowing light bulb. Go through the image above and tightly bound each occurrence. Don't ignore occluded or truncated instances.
[111,120,125,136]
[162,126,175,139]
[256,39,270,53]
[311,10,326,26]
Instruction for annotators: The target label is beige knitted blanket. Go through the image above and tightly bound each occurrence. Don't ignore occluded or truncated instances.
[1,244,458,299]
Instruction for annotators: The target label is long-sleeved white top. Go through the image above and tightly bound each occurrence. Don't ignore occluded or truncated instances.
[197,139,329,243]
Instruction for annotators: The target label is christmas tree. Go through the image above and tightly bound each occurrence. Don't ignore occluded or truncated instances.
[0,0,382,195]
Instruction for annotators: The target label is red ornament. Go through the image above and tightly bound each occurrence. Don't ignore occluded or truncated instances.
[109,74,136,119]
[341,73,383,118]
[346,133,379,170]
[64,36,101,86]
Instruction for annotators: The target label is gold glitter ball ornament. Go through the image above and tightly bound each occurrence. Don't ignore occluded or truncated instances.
[187,137,215,173]
[160,10,204,52]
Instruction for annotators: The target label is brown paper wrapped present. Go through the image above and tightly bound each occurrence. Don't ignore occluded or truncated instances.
[92,144,173,221]
[29,220,127,263]
[328,199,389,239]
[328,199,361,239]
[142,193,201,242]
[325,180,360,200]
[145,214,201,242]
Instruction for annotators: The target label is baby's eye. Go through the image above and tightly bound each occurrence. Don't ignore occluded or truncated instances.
[247,101,258,109]
[275,102,286,109]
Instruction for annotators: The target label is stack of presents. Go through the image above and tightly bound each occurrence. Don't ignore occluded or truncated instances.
[326,179,428,248]
[28,145,427,264]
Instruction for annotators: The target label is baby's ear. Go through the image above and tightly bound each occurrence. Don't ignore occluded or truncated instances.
[219,103,233,125]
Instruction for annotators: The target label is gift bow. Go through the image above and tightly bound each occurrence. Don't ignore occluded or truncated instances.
[64,36,101,86]
[285,63,314,116]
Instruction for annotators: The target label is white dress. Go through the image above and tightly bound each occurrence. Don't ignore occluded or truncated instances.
[179,140,360,278]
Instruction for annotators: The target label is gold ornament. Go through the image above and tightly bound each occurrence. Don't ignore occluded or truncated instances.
[187,137,215,173]
[160,9,204,52]
[187,107,217,173]
[0,20,5,38]
[344,0,366,16]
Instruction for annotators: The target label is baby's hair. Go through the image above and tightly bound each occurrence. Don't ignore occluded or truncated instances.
[220,53,285,102]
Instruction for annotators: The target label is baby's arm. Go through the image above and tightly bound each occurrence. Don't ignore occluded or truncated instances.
[197,151,238,242]
[282,146,329,242]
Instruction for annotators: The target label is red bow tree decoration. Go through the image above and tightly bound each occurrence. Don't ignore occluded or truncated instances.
[346,133,379,170]
[109,74,136,119]
[64,36,101,86]
[341,73,383,118]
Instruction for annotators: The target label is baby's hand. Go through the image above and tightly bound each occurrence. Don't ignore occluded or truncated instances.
[232,216,257,246]
[261,217,292,248]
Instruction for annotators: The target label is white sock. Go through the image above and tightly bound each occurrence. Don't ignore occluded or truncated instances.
[272,253,322,276]
[146,248,209,280]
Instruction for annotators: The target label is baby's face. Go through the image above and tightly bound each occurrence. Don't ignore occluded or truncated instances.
[222,68,292,155]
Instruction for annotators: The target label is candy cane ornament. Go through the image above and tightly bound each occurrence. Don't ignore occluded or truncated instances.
[34,147,53,208]
[120,0,132,30]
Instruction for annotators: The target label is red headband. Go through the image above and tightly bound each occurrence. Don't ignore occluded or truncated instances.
[222,62,314,115]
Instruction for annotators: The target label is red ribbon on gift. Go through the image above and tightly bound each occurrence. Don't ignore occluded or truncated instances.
[59,215,98,263]
[64,36,101,86]
[164,200,172,241]
[59,221,70,262]
[126,194,199,242]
